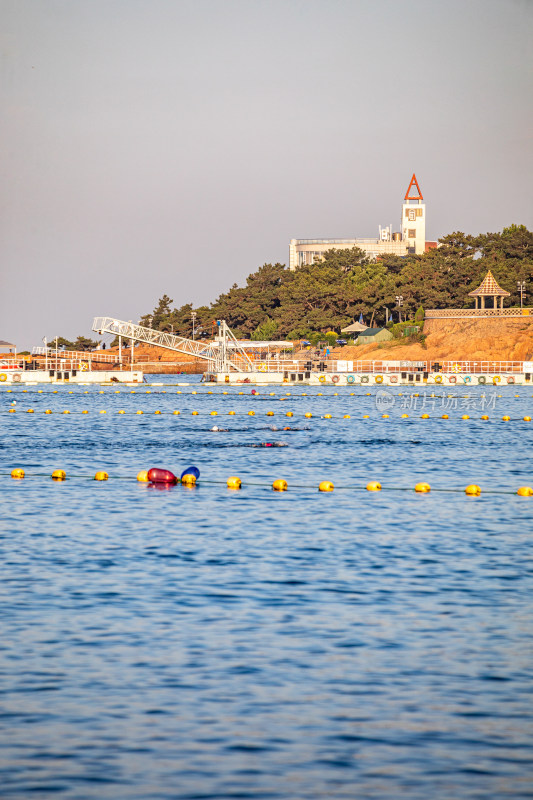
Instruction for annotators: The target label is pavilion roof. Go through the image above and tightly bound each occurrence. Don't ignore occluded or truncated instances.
[468,270,510,297]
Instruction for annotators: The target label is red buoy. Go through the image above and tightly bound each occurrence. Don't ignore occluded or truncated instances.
[147,468,177,484]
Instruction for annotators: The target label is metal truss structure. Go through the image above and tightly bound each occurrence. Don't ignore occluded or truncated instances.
[92,317,254,373]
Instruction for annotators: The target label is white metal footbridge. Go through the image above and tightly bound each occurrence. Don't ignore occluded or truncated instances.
[92,317,254,372]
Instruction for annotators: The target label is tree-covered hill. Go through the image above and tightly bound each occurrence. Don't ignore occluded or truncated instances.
[52,225,531,347]
[138,225,532,340]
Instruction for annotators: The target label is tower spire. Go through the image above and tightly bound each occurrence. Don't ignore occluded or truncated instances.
[404,173,423,201]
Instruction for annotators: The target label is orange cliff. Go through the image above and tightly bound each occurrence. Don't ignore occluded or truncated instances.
[331,317,533,363]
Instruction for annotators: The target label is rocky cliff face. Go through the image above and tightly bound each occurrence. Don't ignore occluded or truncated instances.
[332,318,533,363]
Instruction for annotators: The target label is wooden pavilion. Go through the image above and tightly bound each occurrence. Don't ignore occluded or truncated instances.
[468,271,510,310]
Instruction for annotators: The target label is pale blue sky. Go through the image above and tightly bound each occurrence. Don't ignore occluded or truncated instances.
[1,0,532,349]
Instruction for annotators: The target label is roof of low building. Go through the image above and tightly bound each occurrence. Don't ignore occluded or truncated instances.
[0,340,15,347]
[357,327,389,337]
[341,321,368,333]
[468,270,510,297]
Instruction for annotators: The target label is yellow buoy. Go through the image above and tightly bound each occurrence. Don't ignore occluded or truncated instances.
[248,410,255,416]
[286,411,293,417]
[100,410,107,414]
[324,414,332,419]
[502,415,511,421]
[465,484,481,496]
[304,412,312,418]
[192,391,197,395]
[137,410,143,415]
[8,408,16,413]
[481,415,489,420]
[136,470,149,482]
[266,411,274,416]
[210,411,217,416]
[228,410,236,415]
[421,413,430,419]
[94,471,108,481]
[272,479,288,491]
[154,410,161,415]
[45,409,52,414]
[319,481,334,492]
[343,414,351,419]
[27,408,34,413]
[441,414,449,419]
[227,476,242,490]
[523,416,532,422]
[238,391,244,395]
[414,482,431,493]
[82,410,89,414]
[173,410,180,415]
[51,469,66,481]
[118,410,125,414]
[363,414,369,419]
[517,486,533,497]
[11,468,25,479]
[461,414,469,420]
[191,410,198,416]
[382,413,390,418]
[366,481,381,491]
[181,473,197,486]
[401,414,409,418]
[63,410,70,414]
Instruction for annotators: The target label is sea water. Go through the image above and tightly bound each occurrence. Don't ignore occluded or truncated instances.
[1,379,532,799]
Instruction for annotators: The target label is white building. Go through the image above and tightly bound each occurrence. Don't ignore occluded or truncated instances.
[289,174,434,270]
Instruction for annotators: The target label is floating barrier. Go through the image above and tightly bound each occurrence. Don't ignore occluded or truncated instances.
[5,469,532,497]
[3,408,533,422]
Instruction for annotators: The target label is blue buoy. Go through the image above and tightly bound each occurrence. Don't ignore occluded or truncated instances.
[180,466,200,481]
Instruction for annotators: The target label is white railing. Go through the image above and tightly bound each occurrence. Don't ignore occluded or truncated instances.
[32,347,120,364]
[249,359,526,375]
[426,308,531,318]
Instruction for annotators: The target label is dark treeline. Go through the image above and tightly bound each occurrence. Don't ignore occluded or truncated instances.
[141,225,533,340]
[54,225,533,347]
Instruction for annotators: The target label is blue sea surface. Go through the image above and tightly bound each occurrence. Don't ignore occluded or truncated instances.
[1,378,532,799]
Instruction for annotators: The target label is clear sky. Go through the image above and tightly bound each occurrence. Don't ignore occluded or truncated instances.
[1,0,532,349]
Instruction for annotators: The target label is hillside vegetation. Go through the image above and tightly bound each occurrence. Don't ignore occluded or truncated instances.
[139,225,533,340]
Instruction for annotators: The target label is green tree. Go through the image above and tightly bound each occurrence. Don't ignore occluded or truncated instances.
[251,317,279,340]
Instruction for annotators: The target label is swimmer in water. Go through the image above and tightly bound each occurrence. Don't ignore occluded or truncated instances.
[251,442,288,447]
[210,425,229,432]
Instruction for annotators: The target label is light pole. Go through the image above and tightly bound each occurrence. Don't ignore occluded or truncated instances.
[395,295,404,323]
[517,281,526,309]
[191,311,197,340]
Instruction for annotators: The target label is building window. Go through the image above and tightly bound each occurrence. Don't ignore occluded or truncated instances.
[416,208,423,217]
[408,229,416,238]
[408,210,416,221]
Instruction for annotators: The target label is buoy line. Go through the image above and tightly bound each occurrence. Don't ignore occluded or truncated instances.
[3,409,531,421]
[4,469,533,496]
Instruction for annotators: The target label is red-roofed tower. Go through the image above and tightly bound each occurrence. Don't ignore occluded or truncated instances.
[402,174,426,254]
